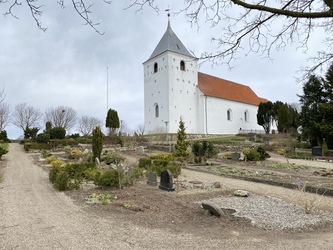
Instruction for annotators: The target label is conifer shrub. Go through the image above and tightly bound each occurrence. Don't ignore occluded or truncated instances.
[84,168,101,182]
[36,133,50,143]
[49,127,66,139]
[243,146,270,161]
[49,166,61,183]
[0,130,10,142]
[0,147,8,159]
[92,126,103,161]
[138,157,152,168]
[101,151,125,165]
[95,169,119,187]
[41,150,51,158]
[54,170,69,191]
[65,162,96,179]
[192,140,218,158]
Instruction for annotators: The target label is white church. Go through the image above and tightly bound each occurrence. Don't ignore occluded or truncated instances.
[143,18,268,135]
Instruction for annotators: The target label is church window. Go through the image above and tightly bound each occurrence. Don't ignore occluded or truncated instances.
[155,104,159,118]
[154,63,158,73]
[227,109,233,121]
[244,110,249,122]
[180,60,185,71]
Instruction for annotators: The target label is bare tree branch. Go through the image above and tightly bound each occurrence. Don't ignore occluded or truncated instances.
[44,106,77,131]
[2,0,111,33]
[78,115,102,137]
[12,103,42,133]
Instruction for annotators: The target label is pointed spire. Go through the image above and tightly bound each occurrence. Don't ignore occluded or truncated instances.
[146,14,194,61]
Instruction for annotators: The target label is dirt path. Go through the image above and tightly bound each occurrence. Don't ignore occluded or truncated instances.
[1,143,333,249]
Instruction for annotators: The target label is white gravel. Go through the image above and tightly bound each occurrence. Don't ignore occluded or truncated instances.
[208,195,333,230]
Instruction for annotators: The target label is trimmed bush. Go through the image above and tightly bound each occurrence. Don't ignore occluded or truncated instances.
[138,157,152,168]
[95,169,119,187]
[36,133,50,143]
[49,166,61,183]
[24,142,52,152]
[0,147,8,159]
[192,140,218,158]
[101,152,125,165]
[243,147,270,161]
[54,170,69,191]
[0,130,10,142]
[49,127,66,139]
[65,162,96,179]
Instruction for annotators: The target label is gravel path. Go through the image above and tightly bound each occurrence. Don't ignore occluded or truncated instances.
[1,143,333,249]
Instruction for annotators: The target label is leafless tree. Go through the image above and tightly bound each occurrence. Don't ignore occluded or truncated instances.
[12,103,42,134]
[135,123,145,135]
[2,0,111,34]
[78,115,102,137]
[44,106,77,131]
[5,1,333,72]
[0,88,11,131]
[129,0,333,75]
[0,102,11,132]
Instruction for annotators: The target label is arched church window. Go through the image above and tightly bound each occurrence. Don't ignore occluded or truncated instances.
[227,109,232,121]
[180,60,185,71]
[154,63,158,73]
[244,110,249,122]
[155,104,159,118]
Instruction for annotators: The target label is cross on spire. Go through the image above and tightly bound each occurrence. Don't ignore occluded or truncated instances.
[165,8,171,18]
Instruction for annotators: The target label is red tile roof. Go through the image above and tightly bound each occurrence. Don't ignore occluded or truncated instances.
[198,72,268,106]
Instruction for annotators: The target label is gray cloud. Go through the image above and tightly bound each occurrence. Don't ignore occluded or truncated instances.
[0,1,322,138]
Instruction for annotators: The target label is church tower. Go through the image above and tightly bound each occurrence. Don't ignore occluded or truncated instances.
[143,17,199,134]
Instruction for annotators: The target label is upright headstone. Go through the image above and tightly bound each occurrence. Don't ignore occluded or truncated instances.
[159,170,175,191]
[95,157,100,166]
[117,164,124,174]
[312,146,323,156]
[263,137,270,144]
[127,166,135,185]
[147,172,157,186]
[137,146,145,155]
[231,152,240,161]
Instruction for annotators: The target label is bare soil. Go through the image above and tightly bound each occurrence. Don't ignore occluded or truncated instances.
[2,143,333,249]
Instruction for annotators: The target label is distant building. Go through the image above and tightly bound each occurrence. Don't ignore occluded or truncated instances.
[143,18,268,134]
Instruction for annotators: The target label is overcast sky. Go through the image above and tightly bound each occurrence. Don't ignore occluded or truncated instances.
[0,1,324,139]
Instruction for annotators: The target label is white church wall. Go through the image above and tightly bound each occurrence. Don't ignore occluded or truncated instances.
[204,96,263,134]
[165,52,199,133]
[143,55,170,134]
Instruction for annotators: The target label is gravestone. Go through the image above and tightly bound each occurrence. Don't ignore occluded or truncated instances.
[312,146,323,156]
[127,166,134,185]
[159,170,175,191]
[117,164,124,174]
[147,172,157,186]
[201,201,224,217]
[137,146,145,155]
[231,152,240,161]
[263,137,270,144]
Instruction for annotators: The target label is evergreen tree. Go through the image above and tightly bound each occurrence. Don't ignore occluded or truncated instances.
[92,126,103,160]
[298,75,325,146]
[173,117,190,158]
[105,108,120,135]
[257,101,273,134]
[273,102,299,133]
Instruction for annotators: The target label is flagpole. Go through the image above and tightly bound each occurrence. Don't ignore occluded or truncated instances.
[107,67,109,112]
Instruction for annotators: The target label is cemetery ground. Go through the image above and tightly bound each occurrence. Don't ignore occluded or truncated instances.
[1,143,333,249]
